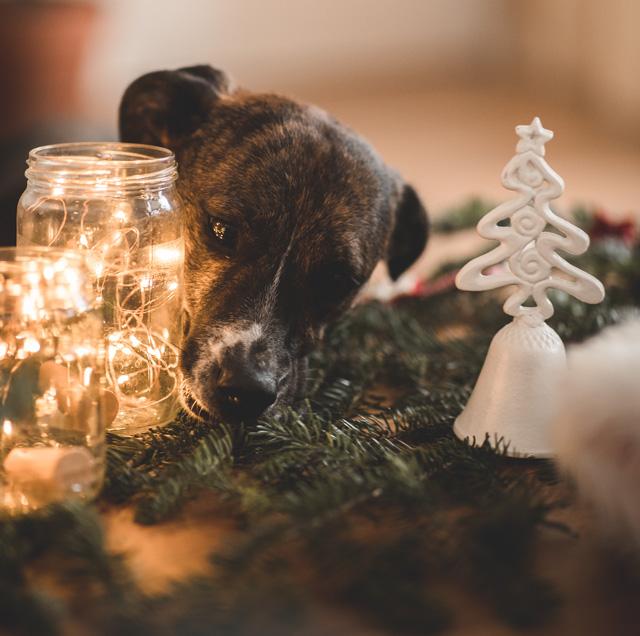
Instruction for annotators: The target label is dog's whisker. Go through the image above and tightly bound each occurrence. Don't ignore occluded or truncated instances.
[178,382,212,422]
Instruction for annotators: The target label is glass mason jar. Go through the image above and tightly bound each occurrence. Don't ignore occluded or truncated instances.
[17,143,183,432]
[0,248,106,513]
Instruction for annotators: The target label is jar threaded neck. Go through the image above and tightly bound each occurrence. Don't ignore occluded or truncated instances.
[25,142,178,194]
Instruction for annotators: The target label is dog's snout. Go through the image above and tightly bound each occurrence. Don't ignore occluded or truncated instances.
[215,353,277,421]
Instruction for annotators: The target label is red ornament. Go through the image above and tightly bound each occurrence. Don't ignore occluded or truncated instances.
[589,210,636,246]
[409,270,458,298]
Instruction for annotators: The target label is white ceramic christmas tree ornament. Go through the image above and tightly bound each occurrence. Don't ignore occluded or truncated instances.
[454,117,605,457]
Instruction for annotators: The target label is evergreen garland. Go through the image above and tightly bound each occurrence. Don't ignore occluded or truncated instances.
[0,203,637,635]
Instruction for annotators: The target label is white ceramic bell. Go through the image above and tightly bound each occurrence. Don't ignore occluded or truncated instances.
[453,117,604,458]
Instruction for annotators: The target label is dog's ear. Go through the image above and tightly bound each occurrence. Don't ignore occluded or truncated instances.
[386,183,429,280]
[119,65,232,148]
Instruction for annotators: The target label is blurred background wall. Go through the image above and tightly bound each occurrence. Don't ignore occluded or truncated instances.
[66,0,640,139]
[79,0,515,122]
[1,0,639,244]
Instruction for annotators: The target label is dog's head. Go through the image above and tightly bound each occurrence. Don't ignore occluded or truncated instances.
[119,65,428,423]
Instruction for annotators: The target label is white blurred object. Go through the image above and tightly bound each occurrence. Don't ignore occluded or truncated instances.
[453,117,604,457]
[553,319,640,550]
[356,261,416,303]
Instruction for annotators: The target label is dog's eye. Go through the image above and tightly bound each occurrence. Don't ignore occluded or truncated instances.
[210,218,238,249]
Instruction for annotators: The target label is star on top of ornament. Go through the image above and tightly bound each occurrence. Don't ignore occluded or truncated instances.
[515,117,553,156]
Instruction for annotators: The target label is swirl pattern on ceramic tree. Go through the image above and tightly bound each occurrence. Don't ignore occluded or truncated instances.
[456,117,605,321]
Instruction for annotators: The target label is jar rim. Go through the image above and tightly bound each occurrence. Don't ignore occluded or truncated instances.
[0,247,90,274]
[25,142,178,192]
[0,248,98,321]
[29,142,174,166]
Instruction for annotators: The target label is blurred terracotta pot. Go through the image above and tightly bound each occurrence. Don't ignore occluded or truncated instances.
[0,1,96,138]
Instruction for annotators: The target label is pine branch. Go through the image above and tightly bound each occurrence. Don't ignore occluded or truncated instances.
[134,422,236,524]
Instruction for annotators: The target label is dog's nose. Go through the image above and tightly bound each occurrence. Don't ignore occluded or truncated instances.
[215,363,277,421]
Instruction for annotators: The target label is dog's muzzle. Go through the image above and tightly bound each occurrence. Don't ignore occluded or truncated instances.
[214,346,277,421]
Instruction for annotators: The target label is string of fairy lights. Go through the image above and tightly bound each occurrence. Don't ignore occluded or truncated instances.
[22,193,182,428]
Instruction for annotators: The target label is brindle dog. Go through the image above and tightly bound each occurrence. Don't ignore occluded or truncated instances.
[119,65,428,424]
